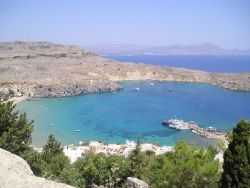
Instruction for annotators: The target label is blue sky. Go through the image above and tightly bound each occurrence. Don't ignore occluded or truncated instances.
[0,0,249,49]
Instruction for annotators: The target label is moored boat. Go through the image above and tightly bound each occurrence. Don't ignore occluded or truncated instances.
[162,119,191,130]
[205,126,216,133]
[162,118,226,140]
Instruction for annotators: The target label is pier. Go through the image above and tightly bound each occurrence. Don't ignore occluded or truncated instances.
[162,119,226,140]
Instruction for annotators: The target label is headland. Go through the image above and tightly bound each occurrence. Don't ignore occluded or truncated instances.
[0,41,250,103]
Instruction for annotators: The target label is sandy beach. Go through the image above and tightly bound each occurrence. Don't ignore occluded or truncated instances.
[57,140,173,163]
[33,140,225,164]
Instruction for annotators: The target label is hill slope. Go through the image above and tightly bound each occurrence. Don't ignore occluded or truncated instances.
[0,41,249,101]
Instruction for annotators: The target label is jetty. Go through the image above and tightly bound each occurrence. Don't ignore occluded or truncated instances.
[162,119,226,140]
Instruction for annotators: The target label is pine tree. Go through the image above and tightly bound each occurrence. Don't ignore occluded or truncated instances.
[220,120,250,188]
[42,134,63,163]
[0,101,33,155]
[127,138,149,181]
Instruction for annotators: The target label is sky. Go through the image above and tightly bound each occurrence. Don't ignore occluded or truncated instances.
[0,0,249,49]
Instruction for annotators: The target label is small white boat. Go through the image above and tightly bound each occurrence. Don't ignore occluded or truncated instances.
[134,87,141,91]
[150,83,154,86]
[162,119,191,130]
[168,89,173,92]
[75,129,80,132]
[205,126,216,133]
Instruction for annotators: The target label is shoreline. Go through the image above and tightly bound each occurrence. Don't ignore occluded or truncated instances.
[35,140,174,163]
[8,81,233,148]
[1,42,250,97]
[6,79,250,106]
[34,139,226,164]
[6,95,28,105]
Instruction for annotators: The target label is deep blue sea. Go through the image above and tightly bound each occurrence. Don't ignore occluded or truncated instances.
[17,81,250,147]
[106,55,250,73]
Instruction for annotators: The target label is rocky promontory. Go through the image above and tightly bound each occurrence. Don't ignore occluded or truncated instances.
[0,41,249,101]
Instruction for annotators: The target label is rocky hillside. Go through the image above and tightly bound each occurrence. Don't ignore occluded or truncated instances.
[0,41,249,101]
[0,148,74,188]
[0,41,96,59]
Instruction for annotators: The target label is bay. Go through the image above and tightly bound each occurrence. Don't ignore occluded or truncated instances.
[17,81,250,147]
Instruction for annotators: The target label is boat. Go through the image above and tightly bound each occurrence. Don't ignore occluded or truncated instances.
[205,126,216,133]
[134,87,141,91]
[168,88,173,92]
[162,118,226,140]
[162,119,191,130]
[75,129,80,132]
[150,83,154,86]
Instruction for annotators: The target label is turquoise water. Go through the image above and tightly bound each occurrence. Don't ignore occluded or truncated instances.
[17,81,250,147]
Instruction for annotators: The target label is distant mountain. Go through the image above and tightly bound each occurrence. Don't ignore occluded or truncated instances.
[87,43,250,56]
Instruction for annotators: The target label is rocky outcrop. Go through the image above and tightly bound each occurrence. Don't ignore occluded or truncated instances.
[126,177,149,188]
[0,148,74,188]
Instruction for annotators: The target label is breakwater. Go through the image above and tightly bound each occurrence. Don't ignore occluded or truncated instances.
[162,119,226,140]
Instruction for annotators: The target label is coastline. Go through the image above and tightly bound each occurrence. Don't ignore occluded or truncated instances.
[7,95,28,105]
[35,140,174,163]
[0,42,243,164]
[34,139,226,164]
[4,76,250,106]
[1,42,250,100]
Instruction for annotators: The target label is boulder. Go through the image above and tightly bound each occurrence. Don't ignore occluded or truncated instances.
[0,148,74,188]
[126,177,148,188]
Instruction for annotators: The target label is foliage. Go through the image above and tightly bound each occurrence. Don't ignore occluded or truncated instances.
[43,153,70,178]
[0,103,85,188]
[127,139,151,181]
[74,139,220,188]
[40,135,85,188]
[150,140,220,188]
[42,134,63,163]
[220,120,250,188]
[226,131,233,143]
[0,101,33,155]
[75,151,130,187]
[21,148,45,176]
[216,139,227,152]
[59,167,85,188]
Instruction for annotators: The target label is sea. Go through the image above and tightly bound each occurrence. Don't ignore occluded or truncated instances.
[106,55,250,73]
[17,55,250,147]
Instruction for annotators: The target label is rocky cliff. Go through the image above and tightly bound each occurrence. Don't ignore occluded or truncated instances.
[0,41,249,101]
[0,148,74,188]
